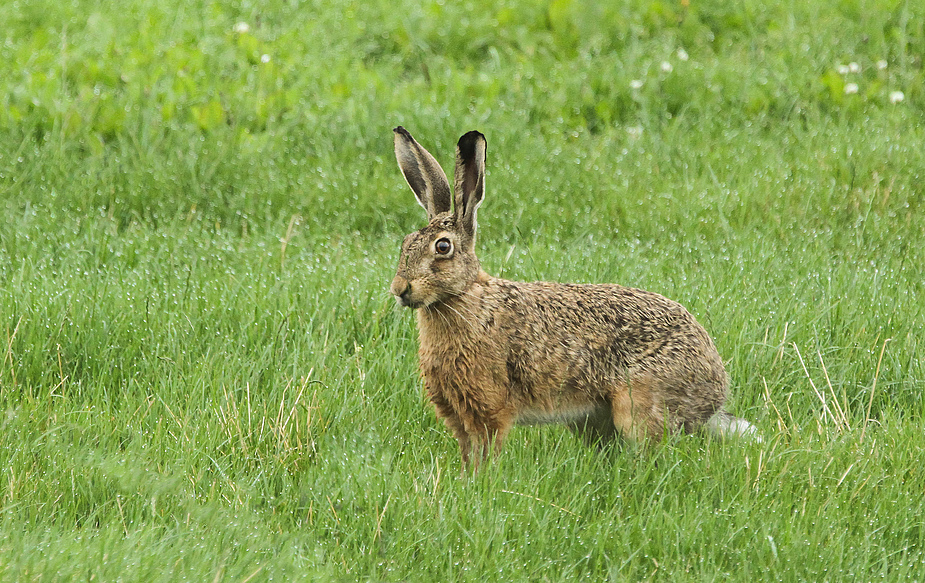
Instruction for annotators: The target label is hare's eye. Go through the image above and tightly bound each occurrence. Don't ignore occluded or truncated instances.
[435,238,452,255]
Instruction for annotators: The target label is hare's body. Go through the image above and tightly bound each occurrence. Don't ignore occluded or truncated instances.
[416,275,727,457]
[390,127,756,469]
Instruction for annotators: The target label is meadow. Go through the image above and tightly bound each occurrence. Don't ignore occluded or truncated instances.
[1,0,924,580]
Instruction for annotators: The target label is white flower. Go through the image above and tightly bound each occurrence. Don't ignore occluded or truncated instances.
[837,64,850,75]
[877,59,888,70]
[676,48,689,61]
[629,79,644,90]
[626,125,643,140]
[844,83,859,95]
[889,90,905,104]
[260,54,271,63]
[848,62,861,73]
[660,61,673,73]
[233,22,250,34]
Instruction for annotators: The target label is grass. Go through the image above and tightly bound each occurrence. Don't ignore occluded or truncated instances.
[1,0,924,580]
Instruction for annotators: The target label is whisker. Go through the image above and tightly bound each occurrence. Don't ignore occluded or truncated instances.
[447,293,483,322]
[426,303,453,329]
[443,303,475,329]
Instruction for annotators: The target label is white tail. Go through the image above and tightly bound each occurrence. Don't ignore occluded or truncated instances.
[705,411,762,442]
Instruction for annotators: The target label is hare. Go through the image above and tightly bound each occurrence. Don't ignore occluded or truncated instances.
[390,127,757,471]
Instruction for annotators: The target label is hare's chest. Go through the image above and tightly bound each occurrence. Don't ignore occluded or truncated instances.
[417,337,497,377]
[417,329,506,390]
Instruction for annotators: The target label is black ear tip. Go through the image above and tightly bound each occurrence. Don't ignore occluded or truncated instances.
[458,130,485,143]
[394,126,409,136]
[457,130,486,160]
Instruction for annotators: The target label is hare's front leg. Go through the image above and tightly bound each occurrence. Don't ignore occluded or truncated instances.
[467,418,514,473]
[450,413,514,474]
[447,417,474,468]
[485,423,511,458]
[428,379,515,472]
[429,391,475,470]
[439,401,516,473]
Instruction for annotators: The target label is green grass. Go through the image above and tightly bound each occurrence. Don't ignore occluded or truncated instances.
[1,0,924,580]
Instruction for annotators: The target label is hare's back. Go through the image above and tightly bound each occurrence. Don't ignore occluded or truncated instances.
[487,278,721,366]
[503,279,703,332]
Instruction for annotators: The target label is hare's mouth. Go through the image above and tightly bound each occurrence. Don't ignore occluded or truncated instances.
[391,275,420,308]
[394,295,423,309]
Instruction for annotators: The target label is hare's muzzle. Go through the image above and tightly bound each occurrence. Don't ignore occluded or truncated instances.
[390,275,415,307]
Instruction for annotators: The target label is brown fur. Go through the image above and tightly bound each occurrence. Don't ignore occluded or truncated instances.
[390,127,754,471]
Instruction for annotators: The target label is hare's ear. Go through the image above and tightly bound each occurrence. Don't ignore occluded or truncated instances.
[393,127,452,220]
[453,130,486,239]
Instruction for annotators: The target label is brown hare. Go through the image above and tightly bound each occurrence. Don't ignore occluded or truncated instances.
[390,127,757,471]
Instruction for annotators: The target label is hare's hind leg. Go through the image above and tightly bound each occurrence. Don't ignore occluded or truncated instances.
[609,378,662,443]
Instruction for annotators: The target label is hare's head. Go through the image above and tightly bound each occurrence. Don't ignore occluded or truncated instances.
[390,127,486,309]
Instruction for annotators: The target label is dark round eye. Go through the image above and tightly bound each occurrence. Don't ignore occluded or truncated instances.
[435,238,452,255]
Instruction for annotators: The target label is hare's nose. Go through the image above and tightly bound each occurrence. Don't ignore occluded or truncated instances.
[390,276,411,299]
